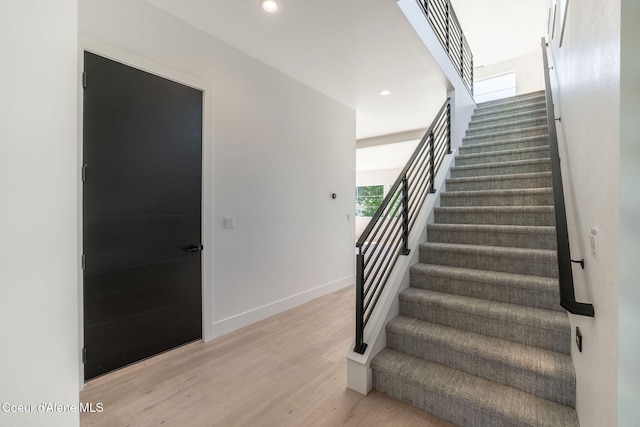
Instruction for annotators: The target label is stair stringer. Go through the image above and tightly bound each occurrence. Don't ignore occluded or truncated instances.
[347,149,457,395]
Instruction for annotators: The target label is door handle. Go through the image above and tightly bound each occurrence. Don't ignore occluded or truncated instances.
[185,244,203,252]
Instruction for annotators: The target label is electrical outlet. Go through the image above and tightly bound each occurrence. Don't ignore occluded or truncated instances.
[576,327,583,352]
[590,228,599,260]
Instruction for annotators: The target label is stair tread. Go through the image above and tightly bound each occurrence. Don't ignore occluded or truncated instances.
[440,187,553,197]
[435,205,554,213]
[472,100,547,118]
[451,157,551,171]
[387,316,574,381]
[470,108,547,126]
[433,205,556,226]
[456,145,549,160]
[399,287,569,332]
[372,349,579,427]
[421,241,556,257]
[458,135,549,152]
[447,171,551,183]
[476,100,547,112]
[463,125,548,142]
[410,263,558,291]
[427,223,555,233]
[466,117,548,134]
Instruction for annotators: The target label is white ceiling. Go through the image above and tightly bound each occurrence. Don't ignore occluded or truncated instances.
[451,0,548,67]
[356,139,420,172]
[145,0,546,140]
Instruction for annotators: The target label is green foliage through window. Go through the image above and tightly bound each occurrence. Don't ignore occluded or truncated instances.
[355,185,384,217]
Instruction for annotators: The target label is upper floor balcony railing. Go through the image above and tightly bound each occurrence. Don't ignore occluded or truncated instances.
[417,0,474,95]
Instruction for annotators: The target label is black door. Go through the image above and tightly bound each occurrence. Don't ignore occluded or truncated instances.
[83,52,203,380]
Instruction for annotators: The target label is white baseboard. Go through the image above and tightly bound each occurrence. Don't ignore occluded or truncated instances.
[210,275,355,339]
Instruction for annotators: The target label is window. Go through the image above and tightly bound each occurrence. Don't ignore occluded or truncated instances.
[355,185,384,217]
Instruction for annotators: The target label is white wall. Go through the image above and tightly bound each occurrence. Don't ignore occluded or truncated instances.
[79,0,356,338]
[547,1,620,426]
[619,1,640,424]
[0,1,80,426]
[475,51,544,96]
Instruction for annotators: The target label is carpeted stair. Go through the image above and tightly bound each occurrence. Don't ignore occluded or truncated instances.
[371,91,580,426]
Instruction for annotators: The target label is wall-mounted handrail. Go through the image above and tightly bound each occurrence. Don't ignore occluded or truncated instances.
[354,98,451,354]
[416,0,474,96]
[541,38,594,317]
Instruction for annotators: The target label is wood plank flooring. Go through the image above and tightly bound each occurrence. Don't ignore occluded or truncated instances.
[80,286,455,427]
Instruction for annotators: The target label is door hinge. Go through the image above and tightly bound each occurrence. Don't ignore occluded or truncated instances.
[82,72,87,89]
[81,254,86,270]
[82,347,87,363]
[82,164,87,182]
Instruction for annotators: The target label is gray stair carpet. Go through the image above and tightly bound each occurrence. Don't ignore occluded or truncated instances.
[371,91,580,426]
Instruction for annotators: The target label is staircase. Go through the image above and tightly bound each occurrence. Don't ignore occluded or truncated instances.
[370,91,580,427]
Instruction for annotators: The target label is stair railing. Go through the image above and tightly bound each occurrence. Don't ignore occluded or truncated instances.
[354,98,451,354]
[416,0,474,96]
[541,38,595,317]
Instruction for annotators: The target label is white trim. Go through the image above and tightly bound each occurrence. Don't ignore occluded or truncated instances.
[76,36,215,386]
[212,275,355,338]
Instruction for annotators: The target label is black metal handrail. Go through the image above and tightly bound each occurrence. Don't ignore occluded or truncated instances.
[416,0,474,95]
[541,38,594,317]
[354,98,451,354]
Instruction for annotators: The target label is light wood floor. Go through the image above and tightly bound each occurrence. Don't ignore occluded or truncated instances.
[80,286,455,427]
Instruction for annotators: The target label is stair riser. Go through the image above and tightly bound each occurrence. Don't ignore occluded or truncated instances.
[446,174,552,191]
[463,126,548,145]
[372,371,487,427]
[466,118,549,137]
[434,208,555,226]
[386,331,575,406]
[472,102,547,121]
[372,369,570,427]
[440,191,554,207]
[451,161,551,178]
[474,103,548,120]
[475,96,546,113]
[455,148,550,166]
[459,138,548,155]
[426,226,557,250]
[372,349,579,427]
[469,110,547,129]
[419,246,559,278]
[409,270,562,311]
[399,297,570,353]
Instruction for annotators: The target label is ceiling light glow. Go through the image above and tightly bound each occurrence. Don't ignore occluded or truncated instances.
[379,90,392,96]
[260,0,280,13]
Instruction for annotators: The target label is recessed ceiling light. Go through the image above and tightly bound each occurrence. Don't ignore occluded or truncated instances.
[260,0,280,13]
[379,90,392,96]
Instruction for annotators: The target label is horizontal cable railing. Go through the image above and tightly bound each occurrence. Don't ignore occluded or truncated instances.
[416,0,474,95]
[541,38,594,317]
[354,98,451,354]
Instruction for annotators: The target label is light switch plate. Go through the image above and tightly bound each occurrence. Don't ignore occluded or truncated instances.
[590,228,599,260]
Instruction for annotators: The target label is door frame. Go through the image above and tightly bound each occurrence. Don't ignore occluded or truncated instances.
[77,36,214,386]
